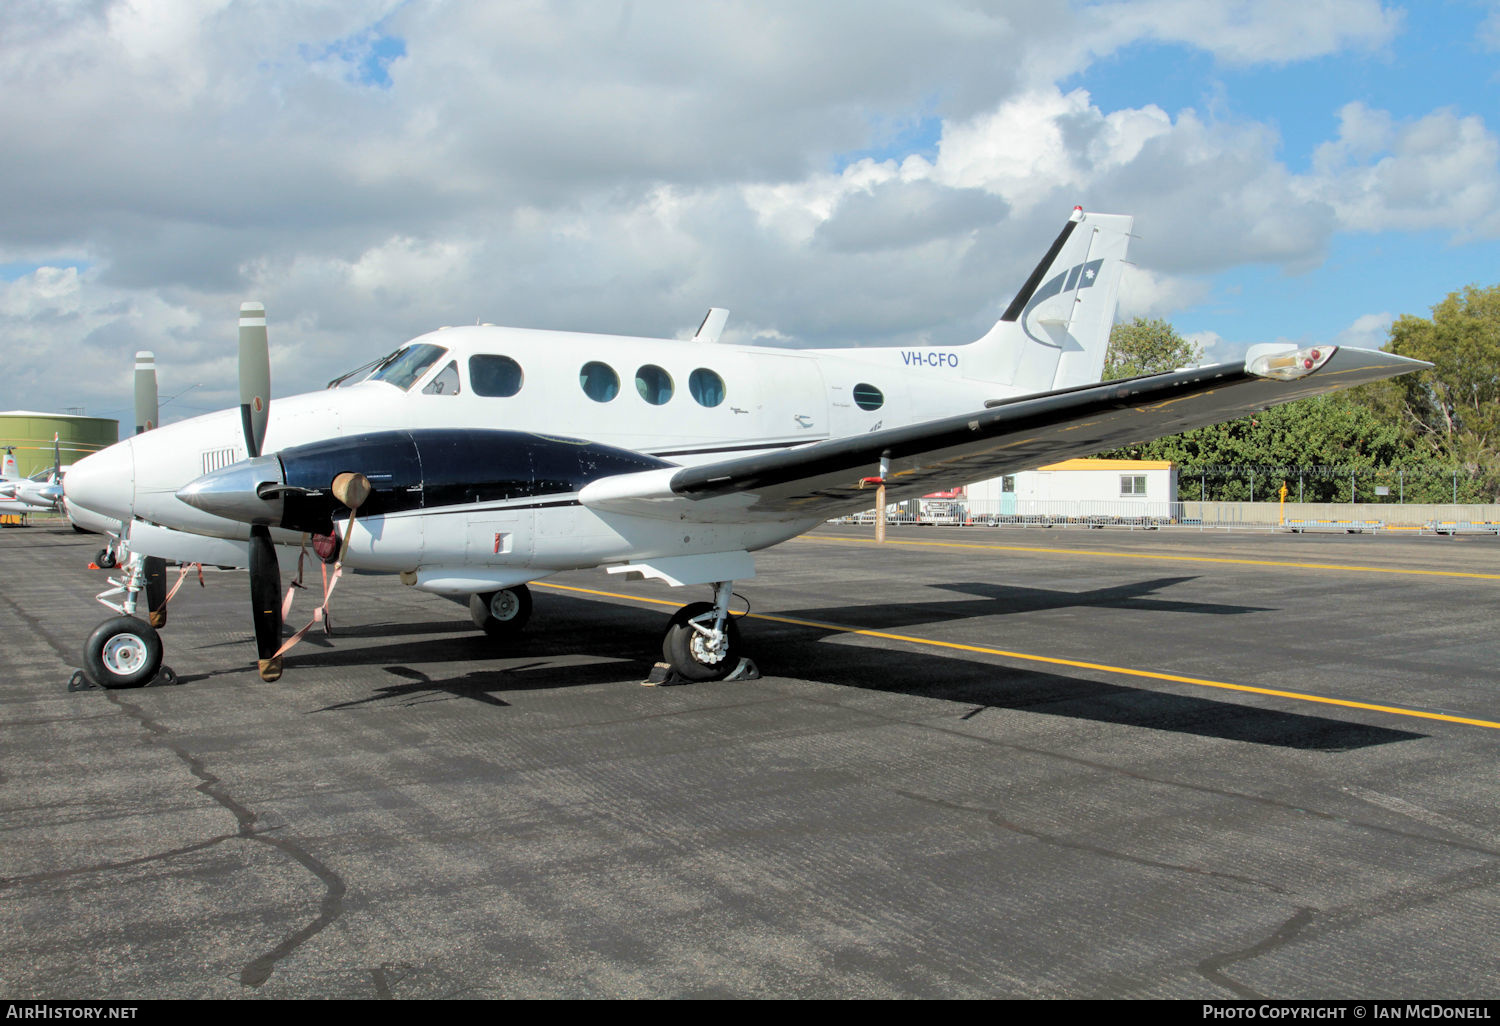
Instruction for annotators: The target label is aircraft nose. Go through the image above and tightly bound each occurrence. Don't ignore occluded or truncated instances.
[63,439,135,524]
[176,455,286,526]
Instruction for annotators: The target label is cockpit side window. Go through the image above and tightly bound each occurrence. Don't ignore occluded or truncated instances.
[422,360,461,396]
[469,355,524,397]
[366,344,448,391]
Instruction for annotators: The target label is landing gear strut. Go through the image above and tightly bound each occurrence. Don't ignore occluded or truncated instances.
[661,581,742,682]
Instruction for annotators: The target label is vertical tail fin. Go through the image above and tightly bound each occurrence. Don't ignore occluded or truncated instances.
[965,208,1133,393]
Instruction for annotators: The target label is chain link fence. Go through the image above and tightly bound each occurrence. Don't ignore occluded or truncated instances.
[1176,464,1494,504]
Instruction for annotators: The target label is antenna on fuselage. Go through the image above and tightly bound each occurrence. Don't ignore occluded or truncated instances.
[694,308,730,343]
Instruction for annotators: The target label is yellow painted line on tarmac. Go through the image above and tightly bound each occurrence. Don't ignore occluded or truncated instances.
[794,534,1500,581]
[533,581,1500,731]
[536,581,683,609]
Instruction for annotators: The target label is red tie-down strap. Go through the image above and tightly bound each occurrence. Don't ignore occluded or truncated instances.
[156,561,205,613]
[272,509,358,661]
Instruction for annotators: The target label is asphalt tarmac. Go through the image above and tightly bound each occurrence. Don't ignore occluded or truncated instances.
[1,520,1497,999]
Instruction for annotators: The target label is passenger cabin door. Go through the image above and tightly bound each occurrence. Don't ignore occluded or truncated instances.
[749,353,828,444]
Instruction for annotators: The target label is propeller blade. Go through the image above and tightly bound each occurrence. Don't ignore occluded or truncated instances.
[238,302,271,458]
[248,524,283,682]
[133,351,158,434]
[52,433,61,480]
[144,555,168,628]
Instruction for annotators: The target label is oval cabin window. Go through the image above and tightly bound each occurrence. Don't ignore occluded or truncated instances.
[580,361,620,402]
[635,365,674,406]
[689,368,725,407]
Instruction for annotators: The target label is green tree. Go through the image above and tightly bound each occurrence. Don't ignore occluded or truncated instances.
[1351,284,1500,501]
[1095,304,1499,502]
[1102,317,1204,380]
[1108,395,1404,501]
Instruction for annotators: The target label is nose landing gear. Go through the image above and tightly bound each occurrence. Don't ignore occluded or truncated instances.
[81,552,170,688]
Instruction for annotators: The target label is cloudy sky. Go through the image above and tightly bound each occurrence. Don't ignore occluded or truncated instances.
[2,0,1497,425]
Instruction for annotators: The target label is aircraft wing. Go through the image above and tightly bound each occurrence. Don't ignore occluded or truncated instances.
[580,345,1427,521]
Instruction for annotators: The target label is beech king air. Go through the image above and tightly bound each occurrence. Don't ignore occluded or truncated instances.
[63,208,1427,688]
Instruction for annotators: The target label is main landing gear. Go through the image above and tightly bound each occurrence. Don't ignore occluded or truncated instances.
[659,581,753,683]
[470,585,533,637]
[467,579,756,683]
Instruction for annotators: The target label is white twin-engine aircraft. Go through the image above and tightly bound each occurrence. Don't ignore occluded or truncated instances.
[1,440,65,513]
[63,208,1427,688]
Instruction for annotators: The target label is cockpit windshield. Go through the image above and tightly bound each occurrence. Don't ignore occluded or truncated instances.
[329,344,448,391]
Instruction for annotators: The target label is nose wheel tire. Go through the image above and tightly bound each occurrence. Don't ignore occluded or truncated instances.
[470,585,533,637]
[83,615,164,689]
[662,601,741,682]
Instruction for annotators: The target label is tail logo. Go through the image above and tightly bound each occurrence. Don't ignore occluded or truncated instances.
[1021,258,1104,347]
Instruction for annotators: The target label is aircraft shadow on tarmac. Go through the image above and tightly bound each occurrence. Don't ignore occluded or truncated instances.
[929,577,1271,617]
[191,617,648,702]
[168,582,1423,753]
[766,576,1273,635]
[724,582,1421,752]
[317,665,517,709]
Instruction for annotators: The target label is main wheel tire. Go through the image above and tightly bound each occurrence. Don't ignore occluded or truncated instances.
[469,585,532,637]
[83,615,164,689]
[662,601,741,682]
[95,547,118,569]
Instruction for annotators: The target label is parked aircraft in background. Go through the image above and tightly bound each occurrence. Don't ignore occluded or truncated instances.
[1,439,65,512]
[0,449,32,517]
[63,208,1428,688]
[0,478,32,518]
